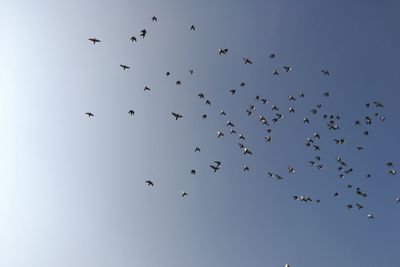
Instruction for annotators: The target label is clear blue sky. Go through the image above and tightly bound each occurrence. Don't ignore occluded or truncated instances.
[1,0,399,266]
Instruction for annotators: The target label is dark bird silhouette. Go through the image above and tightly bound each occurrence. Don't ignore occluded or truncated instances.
[130,36,137,42]
[190,25,195,31]
[140,29,147,38]
[171,112,183,120]
[243,57,253,64]
[120,64,130,70]
[283,66,292,72]
[85,112,94,117]
[88,38,101,44]
[218,48,228,55]
[321,69,330,75]
[128,110,135,116]
[145,180,154,186]
[151,16,157,22]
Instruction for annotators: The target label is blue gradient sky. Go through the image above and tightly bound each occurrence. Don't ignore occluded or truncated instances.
[1,0,399,266]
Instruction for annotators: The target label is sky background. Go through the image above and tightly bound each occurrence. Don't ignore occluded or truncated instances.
[1,0,400,266]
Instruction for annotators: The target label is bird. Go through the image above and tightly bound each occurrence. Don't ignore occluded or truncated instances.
[130,36,137,42]
[217,131,224,138]
[389,170,397,175]
[181,191,188,197]
[190,25,195,31]
[218,48,228,55]
[220,110,226,116]
[367,214,374,219]
[283,66,292,72]
[189,69,194,75]
[272,70,279,76]
[198,93,205,99]
[140,29,147,38]
[88,38,101,44]
[300,196,312,202]
[194,147,200,152]
[144,86,151,91]
[165,71,170,76]
[396,197,400,203]
[128,110,135,116]
[210,164,220,172]
[120,64,130,70]
[243,57,253,64]
[356,203,364,209]
[191,169,196,175]
[171,112,183,120]
[288,166,295,173]
[386,162,394,167]
[151,16,157,22]
[205,99,211,105]
[321,69,330,75]
[202,114,207,119]
[210,161,221,172]
[229,89,236,95]
[243,148,252,155]
[243,165,250,172]
[85,112,94,117]
[145,180,154,186]
[176,80,182,85]
[227,121,235,127]
[269,53,275,59]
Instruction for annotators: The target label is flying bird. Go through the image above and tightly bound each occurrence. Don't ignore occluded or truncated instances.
[243,57,253,64]
[243,148,252,155]
[218,48,228,55]
[130,36,137,42]
[151,16,157,22]
[85,112,94,117]
[120,64,130,70]
[128,110,135,116]
[171,112,183,120]
[321,69,330,75]
[88,38,101,44]
[140,29,147,38]
[190,25,195,31]
[283,66,292,72]
[145,180,154,186]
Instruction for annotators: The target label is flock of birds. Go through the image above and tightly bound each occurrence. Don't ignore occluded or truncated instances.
[85,16,398,220]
